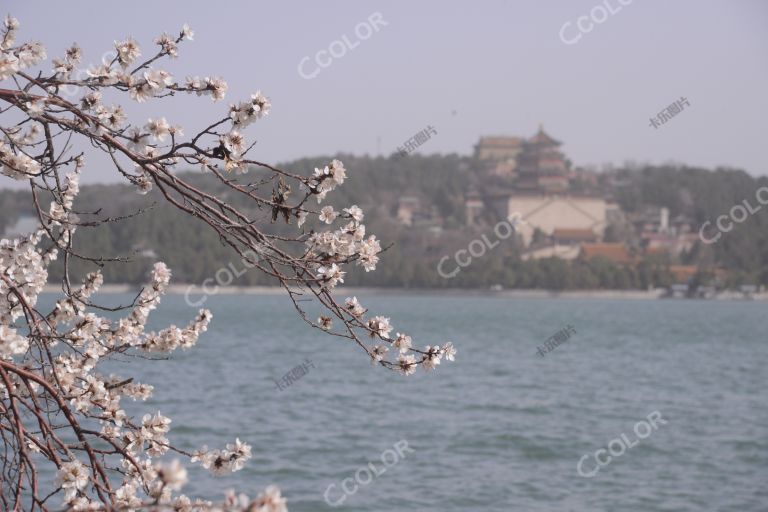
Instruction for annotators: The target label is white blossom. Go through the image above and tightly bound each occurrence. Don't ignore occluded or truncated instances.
[0,325,28,358]
[318,315,332,330]
[144,68,173,91]
[344,205,364,222]
[0,52,19,80]
[155,32,178,57]
[115,37,141,67]
[221,130,246,157]
[344,296,366,318]
[422,345,443,371]
[16,41,46,67]
[180,23,194,41]
[393,333,412,353]
[397,354,417,376]
[145,117,171,141]
[371,344,388,362]
[56,460,89,500]
[156,459,188,491]
[367,316,392,339]
[316,263,345,288]
[319,206,338,224]
[441,342,457,362]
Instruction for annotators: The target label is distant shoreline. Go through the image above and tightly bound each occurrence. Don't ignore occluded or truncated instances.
[41,284,767,301]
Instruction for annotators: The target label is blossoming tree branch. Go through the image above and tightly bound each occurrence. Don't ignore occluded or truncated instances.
[0,15,455,510]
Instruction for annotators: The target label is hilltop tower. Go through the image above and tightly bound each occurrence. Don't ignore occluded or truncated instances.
[516,125,569,193]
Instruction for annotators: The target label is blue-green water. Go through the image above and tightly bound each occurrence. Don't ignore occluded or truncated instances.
[49,294,768,510]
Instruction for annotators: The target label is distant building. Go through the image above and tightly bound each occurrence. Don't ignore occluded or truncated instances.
[739,284,758,299]
[464,186,485,226]
[670,283,690,298]
[552,228,598,245]
[396,196,443,232]
[579,243,633,265]
[475,126,570,193]
[468,128,630,262]
[498,195,609,247]
[474,136,525,162]
[643,232,698,256]
[669,265,698,284]
[516,127,569,193]
[633,206,698,257]
[396,196,420,226]
[522,244,582,261]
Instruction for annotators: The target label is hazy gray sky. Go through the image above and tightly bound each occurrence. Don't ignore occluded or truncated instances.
[6,0,768,183]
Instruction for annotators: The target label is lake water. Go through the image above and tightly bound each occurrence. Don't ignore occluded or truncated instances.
[43,293,768,511]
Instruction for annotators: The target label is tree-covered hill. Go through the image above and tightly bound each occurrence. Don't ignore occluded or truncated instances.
[1,155,766,289]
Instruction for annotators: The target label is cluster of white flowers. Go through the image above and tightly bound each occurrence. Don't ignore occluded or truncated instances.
[115,37,141,67]
[0,15,19,52]
[295,158,457,374]
[19,226,264,507]
[0,15,459,508]
[303,171,381,278]
[316,263,345,288]
[142,308,212,352]
[321,294,456,375]
[145,116,172,141]
[193,438,253,476]
[55,461,90,502]
[129,68,175,102]
[156,459,188,491]
[307,159,347,203]
[308,223,381,275]
[4,122,41,146]
[0,324,28,358]
[0,139,41,180]
[229,90,271,127]
[222,486,288,512]
[0,171,265,507]
[0,16,45,80]
[51,44,82,79]
[344,296,366,317]
[0,229,52,323]
[48,162,82,224]
[21,17,211,109]
[186,75,228,101]
[0,14,276,197]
